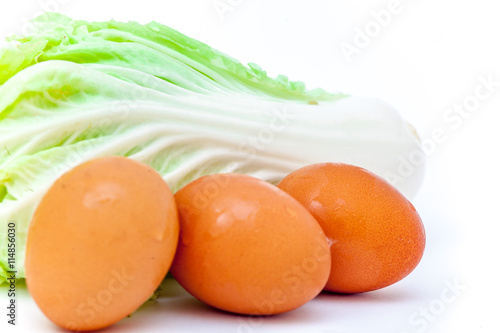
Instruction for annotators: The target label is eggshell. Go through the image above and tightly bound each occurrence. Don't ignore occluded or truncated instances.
[170,173,331,315]
[25,156,179,331]
[277,163,426,293]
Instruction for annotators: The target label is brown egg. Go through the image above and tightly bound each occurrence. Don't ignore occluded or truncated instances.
[170,173,331,315]
[277,163,426,293]
[25,156,179,331]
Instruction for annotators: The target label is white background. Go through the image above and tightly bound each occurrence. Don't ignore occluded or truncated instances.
[1,0,499,332]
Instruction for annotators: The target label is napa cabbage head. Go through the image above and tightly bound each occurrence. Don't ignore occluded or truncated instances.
[0,13,424,284]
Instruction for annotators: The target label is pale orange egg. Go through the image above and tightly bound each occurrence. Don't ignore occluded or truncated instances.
[277,163,426,294]
[25,156,179,331]
[170,173,331,315]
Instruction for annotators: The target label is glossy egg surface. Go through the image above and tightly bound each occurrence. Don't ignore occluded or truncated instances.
[277,163,425,293]
[25,156,179,331]
[171,173,331,315]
